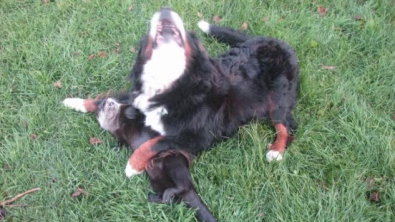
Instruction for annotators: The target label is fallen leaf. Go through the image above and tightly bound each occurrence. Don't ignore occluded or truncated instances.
[130,47,136,53]
[115,42,120,47]
[113,48,119,54]
[213,15,221,23]
[256,212,263,217]
[366,177,375,188]
[240,22,248,30]
[2,164,10,170]
[321,65,336,70]
[197,12,202,18]
[262,16,269,22]
[127,4,133,11]
[98,51,107,58]
[53,80,61,89]
[392,115,395,120]
[368,191,379,202]
[88,54,95,61]
[81,31,88,37]
[354,15,364,20]
[89,137,102,145]
[30,134,37,140]
[42,0,49,4]
[73,52,80,56]
[278,17,284,22]
[71,188,88,198]
[317,6,327,16]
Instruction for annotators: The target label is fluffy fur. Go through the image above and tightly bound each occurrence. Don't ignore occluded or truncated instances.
[94,98,216,222]
[63,7,299,176]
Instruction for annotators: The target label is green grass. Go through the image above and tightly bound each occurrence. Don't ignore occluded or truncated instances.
[1,0,394,221]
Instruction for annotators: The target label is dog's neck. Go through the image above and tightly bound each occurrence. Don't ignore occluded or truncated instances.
[141,42,187,97]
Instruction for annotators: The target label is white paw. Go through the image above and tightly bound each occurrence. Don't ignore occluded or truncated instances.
[266,150,283,162]
[62,98,87,112]
[124,162,143,178]
[198,20,210,34]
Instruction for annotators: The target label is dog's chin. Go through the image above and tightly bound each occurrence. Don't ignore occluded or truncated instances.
[149,8,187,48]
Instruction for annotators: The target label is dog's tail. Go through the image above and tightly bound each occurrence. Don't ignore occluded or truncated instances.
[198,20,250,47]
[182,189,217,222]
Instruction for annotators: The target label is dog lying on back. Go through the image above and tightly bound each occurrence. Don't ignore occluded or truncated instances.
[94,96,216,222]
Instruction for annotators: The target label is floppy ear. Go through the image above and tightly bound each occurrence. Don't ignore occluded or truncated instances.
[188,31,209,57]
[124,105,140,120]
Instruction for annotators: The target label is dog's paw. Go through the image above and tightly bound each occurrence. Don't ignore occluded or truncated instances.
[124,161,143,178]
[266,149,283,162]
[63,98,87,112]
[197,20,210,34]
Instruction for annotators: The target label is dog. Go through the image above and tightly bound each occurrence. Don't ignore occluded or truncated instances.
[94,97,216,222]
[63,7,299,177]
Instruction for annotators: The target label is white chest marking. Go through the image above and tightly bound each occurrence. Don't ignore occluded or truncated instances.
[134,41,186,135]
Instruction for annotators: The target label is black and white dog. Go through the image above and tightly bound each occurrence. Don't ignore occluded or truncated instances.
[64,7,299,177]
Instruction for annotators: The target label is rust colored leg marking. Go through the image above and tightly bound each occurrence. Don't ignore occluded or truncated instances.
[83,99,98,112]
[128,136,163,173]
[268,123,288,153]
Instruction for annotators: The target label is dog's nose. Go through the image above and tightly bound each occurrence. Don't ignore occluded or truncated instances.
[160,6,172,12]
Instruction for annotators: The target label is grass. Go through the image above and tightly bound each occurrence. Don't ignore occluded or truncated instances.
[1,0,394,221]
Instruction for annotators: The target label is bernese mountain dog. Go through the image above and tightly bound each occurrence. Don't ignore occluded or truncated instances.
[63,7,299,177]
[92,97,216,222]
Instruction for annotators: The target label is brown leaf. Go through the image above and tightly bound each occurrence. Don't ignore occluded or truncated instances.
[73,52,80,56]
[53,80,61,89]
[97,51,107,58]
[354,15,364,20]
[115,42,120,47]
[127,4,133,11]
[262,17,269,22]
[317,6,327,16]
[213,15,221,23]
[88,54,95,61]
[321,65,336,70]
[256,212,263,217]
[71,188,88,198]
[2,164,10,170]
[130,47,136,53]
[42,0,49,4]
[240,22,248,30]
[30,134,37,140]
[113,48,119,54]
[197,12,203,18]
[368,191,379,202]
[89,137,102,145]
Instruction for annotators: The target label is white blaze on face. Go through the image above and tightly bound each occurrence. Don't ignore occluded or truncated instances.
[149,10,187,42]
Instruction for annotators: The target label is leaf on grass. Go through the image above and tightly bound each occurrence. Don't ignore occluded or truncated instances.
[113,48,119,54]
[262,17,269,22]
[71,188,88,198]
[130,47,136,53]
[53,80,61,89]
[317,6,327,16]
[127,4,133,11]
[256,212,263,217]
[197,12,202,18]
[30,134,37,140]
[321,65,336,70]
[366,177,375,188]
[98,51,107,58]
[368,191,380,202]
[3,164,10,170]
[354,15,364,20]
[89,137,102,145]
[88,54,95,61]
[240,22,248,30]
[42,0,49,4]
[213,15,221,23]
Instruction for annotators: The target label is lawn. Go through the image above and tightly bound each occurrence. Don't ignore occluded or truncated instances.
[1,0,394,221]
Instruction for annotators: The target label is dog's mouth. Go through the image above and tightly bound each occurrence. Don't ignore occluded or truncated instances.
[150,7,186,47]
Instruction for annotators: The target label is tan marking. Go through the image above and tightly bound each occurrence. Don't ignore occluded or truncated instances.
[128,136,163,172]
[268,123,288,153]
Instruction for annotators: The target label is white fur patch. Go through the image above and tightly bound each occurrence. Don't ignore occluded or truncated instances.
[197,20,210,34]
[62,98,87,112]
[266,150,283,162]
[125,161,143,178]
[149,10,187,43]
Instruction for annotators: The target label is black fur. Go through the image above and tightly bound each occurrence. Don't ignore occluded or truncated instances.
[95,99,216,222]
[127,9,299,157]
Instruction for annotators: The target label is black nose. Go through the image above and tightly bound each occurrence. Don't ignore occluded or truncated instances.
[160,6,171,12]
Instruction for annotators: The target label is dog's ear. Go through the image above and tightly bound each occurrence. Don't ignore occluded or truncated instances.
[124,105,139,120]
[188,31,209,58]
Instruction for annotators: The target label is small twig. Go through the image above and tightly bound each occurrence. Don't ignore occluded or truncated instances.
[0,188,40,206]
[3,204,28,208]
